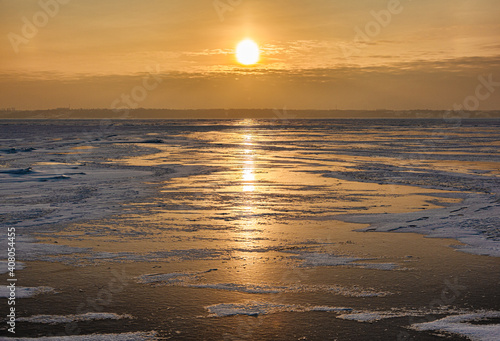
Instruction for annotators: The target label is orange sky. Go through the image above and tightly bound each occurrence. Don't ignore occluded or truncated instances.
[1,0,499,110]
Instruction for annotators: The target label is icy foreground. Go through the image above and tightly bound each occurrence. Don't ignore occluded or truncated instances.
[0,119,499,340]
[0,122,500,258]
[1,120,498,259]
[411,312,500,341]
[5,332,158,341]
[337,193,500,256]
[0,286,55,298]
[17,313,134,324]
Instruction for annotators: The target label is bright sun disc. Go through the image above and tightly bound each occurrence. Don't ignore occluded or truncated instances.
[236,39,260,65]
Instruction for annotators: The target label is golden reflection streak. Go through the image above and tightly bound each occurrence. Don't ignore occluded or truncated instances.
[239,131,258,250]
[242,147,255,192]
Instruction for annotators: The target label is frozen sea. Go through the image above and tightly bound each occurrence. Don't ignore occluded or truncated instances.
[0,119,499,340]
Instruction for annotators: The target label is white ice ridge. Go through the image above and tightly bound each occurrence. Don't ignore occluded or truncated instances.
[207,302,500,335]
[287,252,400,270]
[206,301,353,317]
[136,272,198,284]
[0,286,55,298]
[0,260,26,274]
[207,303,439,318]
[136,268,217,284]
[411,312,500,341]
[5,331,158,341]
[337,309,456,322]
[187,283,391,297]
[337,308,499,323]
[17,313,134,324]
[136,271,391,297]
[337,193,500,257]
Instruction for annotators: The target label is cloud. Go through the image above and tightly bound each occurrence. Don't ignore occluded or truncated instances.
[1,55,498,110]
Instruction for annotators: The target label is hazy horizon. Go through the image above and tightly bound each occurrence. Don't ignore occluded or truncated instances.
[1,0,500,112]
[1,107,499,121]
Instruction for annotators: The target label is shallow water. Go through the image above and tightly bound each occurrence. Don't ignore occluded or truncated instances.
[0,119,499,340]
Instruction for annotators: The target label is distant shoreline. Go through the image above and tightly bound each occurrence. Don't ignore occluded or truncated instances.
[1,108,499,120]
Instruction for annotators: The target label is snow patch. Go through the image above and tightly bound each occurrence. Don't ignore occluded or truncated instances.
[136,269,217,284]
[0,286,55,298]
[17,312,134,324]
[411,311,500,341]
[337,310,430,322]
[206,301,353,317]
[136,271,392,297]
[136,272,197,284]
[188,283,284,294]
[0,260,25,274]
[288,252,401,270]
[337,194,500,257]
[5,331,158,341]
[188,282,391,297]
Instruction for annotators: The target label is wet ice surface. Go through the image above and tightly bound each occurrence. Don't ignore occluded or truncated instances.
[136,270,392,297]
[336,194,500,256]
[0,286,55,298]
[206,301,353,317]
[6,332,158,341]
[411,312,500,341]
[17,313,134,324]
[2,120,499,254]
[0,260,25,274]
[1,119,499,340]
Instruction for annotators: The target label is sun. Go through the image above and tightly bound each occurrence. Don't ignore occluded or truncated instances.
[236,39,260,65]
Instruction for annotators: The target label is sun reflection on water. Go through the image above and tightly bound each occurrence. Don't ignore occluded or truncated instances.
[238,131,259,250]
[242,134,256,192]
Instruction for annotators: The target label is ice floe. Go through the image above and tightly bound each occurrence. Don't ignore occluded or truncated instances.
[411,311,500,341]
[189,283,391,297]
[206,301,353,317]
[207,302,500,340]
[6,331,158,340]
[136,268,216,284]
[0,286,55,298]
[337,309,444,322]
[136,271,391,297]
[16,240,90,261]
[287,251,401,270]
[337,193,500,257]
[136,272,199,284]
[0,260,25,274]
[17,312,134,324]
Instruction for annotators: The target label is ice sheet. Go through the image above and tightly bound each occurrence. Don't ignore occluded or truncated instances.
[337,194,500,257]
[287,251,401,270]
[411,312,500,341]
[136,270,392,297]
[0,286,55,298]
[5,331,158,341]
[17,313,133,324]
[0,260,25,274]
[206,301,353,317]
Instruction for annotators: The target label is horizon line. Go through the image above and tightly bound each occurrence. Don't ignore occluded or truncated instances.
[2,108,500,112]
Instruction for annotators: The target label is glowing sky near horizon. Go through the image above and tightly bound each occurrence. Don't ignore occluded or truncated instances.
[0,0,499,110]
